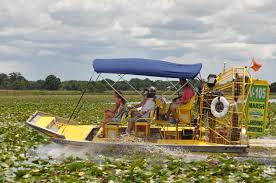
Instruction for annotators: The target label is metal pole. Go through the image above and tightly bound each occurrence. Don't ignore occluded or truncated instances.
[111,74,142,96]
[223,62,227,72]
[73,74,100,120]
[167,78,179,90]
[67,72,96,123]
[111,74,125,87]
[120,77,143,96]
[99,74,129,103]
[161,80,179,96]
[167,80,189,100]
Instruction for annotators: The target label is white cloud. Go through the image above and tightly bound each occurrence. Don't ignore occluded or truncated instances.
[0,45,22,54]
[0,0,275,82]
[112,21,124,32]
[130,25,151,37]
[0,60,20,74]
[139,38,166,47]
[243,0,270,8]
[37,50,56,56]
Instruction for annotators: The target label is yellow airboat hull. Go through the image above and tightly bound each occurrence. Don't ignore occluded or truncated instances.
[26,111,248,153]
[26,111,96,141]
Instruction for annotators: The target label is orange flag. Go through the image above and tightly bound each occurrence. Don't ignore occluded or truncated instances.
[250,59,262,71]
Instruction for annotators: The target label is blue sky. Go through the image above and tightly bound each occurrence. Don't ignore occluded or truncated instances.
[0,0,276,82]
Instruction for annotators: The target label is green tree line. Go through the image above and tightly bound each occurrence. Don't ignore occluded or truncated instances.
[0,72,187,92]
[0,72,276,92]
[0,72,61,90]
[1,72,276,92]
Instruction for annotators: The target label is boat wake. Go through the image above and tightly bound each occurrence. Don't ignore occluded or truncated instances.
[269,99,276,103]
[28,144,93,161]
[28,136,276,165]
[29,142,208,163]
[248,136,276,160]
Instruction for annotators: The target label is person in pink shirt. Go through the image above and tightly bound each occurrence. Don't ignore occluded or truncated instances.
[165,79,194,121]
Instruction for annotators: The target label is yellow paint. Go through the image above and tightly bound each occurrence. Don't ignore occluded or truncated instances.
[58,125,93,141]
[105,125,120,138]
[160,126,195,131]
[154,120,170,125]
[93,128,108,142]
[135,122,151,138]
[35,116,55,128]
[175,95,196,131]
[157,139,221,145]
[28,65,270,148]
[177,95,195,111]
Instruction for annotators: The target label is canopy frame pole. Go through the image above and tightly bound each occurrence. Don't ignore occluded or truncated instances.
[73,73,101,120]
[167,78,178,90]
[161,80,180,96]
[174,80,207,103]
[165,79,208,102]
[198,72,203,81]
[111,74,125,87]
[99,74,129,103]
[67,72,96,124]
[165,79,212,111]
[166,80,189,101]
[119,75,143,96]
[185,80,213,108]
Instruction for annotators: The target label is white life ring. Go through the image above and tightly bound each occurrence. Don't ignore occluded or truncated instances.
[210,96,230,118]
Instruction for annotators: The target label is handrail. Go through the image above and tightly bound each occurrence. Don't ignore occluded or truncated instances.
[208,127,231,144]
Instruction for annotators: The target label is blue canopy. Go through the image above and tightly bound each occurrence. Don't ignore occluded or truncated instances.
[93,58,202,79]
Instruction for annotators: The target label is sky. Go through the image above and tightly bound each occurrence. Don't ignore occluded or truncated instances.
[0,0,276,82]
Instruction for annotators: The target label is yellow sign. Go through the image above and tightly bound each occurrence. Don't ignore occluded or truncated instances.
[246,84,269,136]
[247,101,265,134]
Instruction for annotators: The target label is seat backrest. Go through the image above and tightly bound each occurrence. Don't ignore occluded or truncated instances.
[178,95,195,111]
[149,110,156,119]
[154,95,167,120]
[177,95,196,125]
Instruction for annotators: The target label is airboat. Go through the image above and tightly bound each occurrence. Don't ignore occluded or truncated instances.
[26,58,270,153]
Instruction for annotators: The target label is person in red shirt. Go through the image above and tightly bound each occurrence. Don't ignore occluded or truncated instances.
[166,79,194,120]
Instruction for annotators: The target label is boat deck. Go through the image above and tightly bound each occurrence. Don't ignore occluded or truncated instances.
[26,111,249,153]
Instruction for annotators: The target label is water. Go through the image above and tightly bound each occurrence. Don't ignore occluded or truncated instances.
[28,144,93,160]
[29,142,209,163]
[250,137,276,148]
[29,136,276,165]
[248,137,276,162]
[269,99,276,103]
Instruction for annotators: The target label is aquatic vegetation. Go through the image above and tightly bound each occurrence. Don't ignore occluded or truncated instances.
[0,94,276,182]
[265,103,276,136]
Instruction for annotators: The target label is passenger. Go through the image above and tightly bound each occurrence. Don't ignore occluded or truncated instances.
[125,87,156,135]
[165,79,194,121]
[128,89,149,117]
[98,90,126,138]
